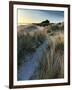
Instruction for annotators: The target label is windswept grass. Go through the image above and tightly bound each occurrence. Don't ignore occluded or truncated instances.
[17,30,47,66]
[29,32,64,79]
[17,23,64,79]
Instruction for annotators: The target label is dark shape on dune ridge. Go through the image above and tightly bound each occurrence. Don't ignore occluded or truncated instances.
[41,20,50,24]
[40,20,50,26]
[35,19,50,26]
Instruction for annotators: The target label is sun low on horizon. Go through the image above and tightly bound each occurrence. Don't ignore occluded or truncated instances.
[17,9,43,25]
[17,9,64,25]
[18,16,34,25]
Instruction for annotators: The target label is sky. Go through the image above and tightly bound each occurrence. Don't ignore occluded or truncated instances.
[17,9,64,25]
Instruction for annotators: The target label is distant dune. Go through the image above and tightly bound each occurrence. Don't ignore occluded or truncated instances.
[18,24,44,32]
[17,21,64,37]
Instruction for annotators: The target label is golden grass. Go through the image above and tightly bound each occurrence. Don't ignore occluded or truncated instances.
[17,24,64,79]
[30,32,64,79]
[17,30,47,66]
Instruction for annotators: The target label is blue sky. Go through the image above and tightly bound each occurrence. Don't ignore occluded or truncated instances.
[18,9,64,25]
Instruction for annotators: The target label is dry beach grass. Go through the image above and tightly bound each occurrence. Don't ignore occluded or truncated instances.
[30,32,64,79]
[17,22,64,79]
